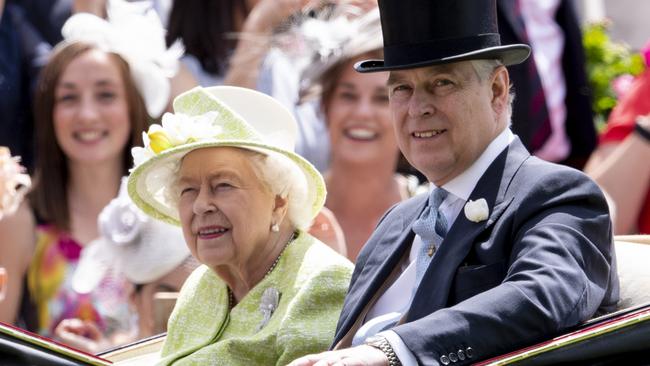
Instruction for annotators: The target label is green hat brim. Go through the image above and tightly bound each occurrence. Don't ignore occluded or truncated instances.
[128,139,326,227]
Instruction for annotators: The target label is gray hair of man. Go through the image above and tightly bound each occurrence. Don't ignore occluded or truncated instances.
[470,59,515,126]
[167,147,311,230]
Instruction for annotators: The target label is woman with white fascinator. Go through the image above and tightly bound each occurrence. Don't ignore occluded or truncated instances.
[55,178,199,352]
[293,7,428,261]
[0,5,182,350]
[126,85,353,365]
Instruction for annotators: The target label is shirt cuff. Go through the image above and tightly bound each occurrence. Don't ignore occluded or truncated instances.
[378,330,418,366]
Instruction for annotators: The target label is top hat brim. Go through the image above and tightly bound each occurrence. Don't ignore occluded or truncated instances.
[354,44,531,73]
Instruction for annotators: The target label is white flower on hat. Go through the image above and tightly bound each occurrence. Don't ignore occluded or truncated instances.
[161,111,222,145]
[99,190,148,245]
[464,198,489,223]
[0,148,31,220]
[72,178,190,293]
[273,6,382,101]
[131,111,223,168]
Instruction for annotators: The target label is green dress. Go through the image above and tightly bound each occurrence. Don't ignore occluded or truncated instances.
[158,231,353,365]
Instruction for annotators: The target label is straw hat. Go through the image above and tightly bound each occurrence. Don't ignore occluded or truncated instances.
[127,86,326,226]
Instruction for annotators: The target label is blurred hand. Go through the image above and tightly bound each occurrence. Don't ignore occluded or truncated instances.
[245,0,322,33]
[288,345,389,366]
[54,318,110,354]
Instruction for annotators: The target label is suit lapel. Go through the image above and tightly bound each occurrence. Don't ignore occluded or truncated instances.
[407,138,530,320]
[336,197,426,339]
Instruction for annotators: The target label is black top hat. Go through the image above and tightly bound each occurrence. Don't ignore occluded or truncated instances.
[355,0,531,73]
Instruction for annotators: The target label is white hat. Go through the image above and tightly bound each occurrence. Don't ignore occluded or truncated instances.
[61,0,182,118]
[274,7,383,101]
[127,86,326,227]
[72,178,189,293]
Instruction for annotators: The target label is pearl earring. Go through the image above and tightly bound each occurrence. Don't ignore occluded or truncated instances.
[271,223,280,232]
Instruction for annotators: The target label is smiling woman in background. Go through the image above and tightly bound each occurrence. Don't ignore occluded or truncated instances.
[13,40,147,344]
[0,9,179,352]
[297,8,428,261]
[127,85,352,365]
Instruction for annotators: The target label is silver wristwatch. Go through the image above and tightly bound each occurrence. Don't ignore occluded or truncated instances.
[365,335,402,366]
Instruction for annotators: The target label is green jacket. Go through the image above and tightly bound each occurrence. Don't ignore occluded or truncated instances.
[158,231,353,365]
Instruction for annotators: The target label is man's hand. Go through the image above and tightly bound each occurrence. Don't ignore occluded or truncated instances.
[288,345,389,366]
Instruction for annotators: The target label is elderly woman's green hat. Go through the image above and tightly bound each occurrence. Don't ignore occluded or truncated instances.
[127,86,326,226]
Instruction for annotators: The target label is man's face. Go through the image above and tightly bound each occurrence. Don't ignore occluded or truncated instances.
[387,61,508,185]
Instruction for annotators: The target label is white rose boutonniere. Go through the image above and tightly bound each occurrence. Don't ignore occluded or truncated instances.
[131,111,223,168]
[464,198,489,223]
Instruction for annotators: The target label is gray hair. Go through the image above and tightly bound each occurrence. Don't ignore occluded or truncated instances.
[167,147,311,230]
[470,59,514,125]
[247,150,311,230]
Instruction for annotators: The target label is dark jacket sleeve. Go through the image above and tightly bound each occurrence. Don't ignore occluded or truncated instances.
[393,163,617,365]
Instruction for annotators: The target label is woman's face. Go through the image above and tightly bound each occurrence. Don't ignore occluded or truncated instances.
[325,57,396,165]
[53,49,131,166]
[177,147,281,271]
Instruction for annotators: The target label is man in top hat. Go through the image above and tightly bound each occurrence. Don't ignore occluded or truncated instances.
[289,0,618,365]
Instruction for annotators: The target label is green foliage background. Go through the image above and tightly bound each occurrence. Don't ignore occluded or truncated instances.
[583,21,645,130]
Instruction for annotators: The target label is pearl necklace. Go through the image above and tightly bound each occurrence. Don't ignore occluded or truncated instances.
[263,231,297,279]
[227,231,297,309]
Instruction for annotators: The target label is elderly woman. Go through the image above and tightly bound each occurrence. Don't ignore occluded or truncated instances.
[127,85,353,365]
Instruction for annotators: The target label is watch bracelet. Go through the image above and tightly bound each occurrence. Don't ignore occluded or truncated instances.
[373,338,402,366]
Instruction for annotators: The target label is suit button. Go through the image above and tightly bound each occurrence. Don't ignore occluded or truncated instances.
[440,355,450,365]
[449,352,458,362]
[466,347,474,358]
[457,350,466,361]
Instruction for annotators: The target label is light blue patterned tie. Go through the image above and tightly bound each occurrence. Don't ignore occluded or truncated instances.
[411,188,449,289]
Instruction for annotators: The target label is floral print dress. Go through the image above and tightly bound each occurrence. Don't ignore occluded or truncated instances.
[26,224,135,339]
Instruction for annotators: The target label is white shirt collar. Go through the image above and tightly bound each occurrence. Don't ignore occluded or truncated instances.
[438,128,514,201]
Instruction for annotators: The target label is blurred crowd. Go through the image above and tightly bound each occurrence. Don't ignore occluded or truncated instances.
[0,0,648,356]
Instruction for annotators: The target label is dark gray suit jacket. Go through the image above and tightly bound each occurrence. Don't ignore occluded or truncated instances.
[332,138,619,365]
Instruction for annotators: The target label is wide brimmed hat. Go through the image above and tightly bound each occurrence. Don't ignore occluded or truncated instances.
[127,86,326,226]
[355,0,531,73]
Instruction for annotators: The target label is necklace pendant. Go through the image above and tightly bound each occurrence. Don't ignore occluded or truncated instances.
[427,244,436,257]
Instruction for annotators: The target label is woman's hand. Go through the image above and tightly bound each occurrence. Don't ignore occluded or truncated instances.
[244,0,315,34]
[54,318,110,354]
[225,0,323,88]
